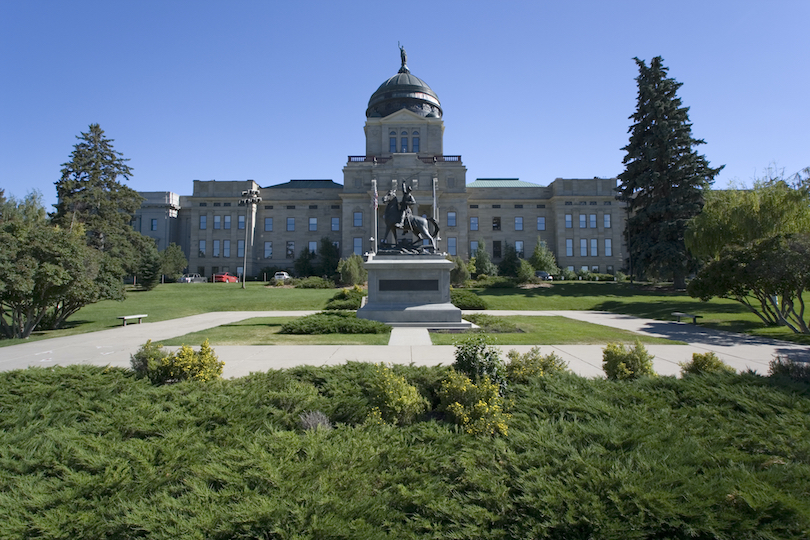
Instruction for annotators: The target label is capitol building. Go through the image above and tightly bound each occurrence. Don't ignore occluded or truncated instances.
[132,53,626,278]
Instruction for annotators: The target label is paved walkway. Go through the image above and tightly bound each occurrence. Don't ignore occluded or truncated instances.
[1,311,808,378]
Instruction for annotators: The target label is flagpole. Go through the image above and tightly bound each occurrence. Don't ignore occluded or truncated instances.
[371,178,378,255]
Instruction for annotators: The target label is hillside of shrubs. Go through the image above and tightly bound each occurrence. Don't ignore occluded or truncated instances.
[1,340,809,539]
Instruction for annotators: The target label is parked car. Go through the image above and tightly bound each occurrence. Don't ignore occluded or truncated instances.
[178,273,207,283]
[273,271,291,281]
[535,270,553,281]
[213,272,239,283]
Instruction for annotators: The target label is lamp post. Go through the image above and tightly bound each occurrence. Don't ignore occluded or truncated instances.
[239,188,262,289]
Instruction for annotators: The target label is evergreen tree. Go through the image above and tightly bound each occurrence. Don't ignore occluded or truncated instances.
[160,243,189,281]
[618,57,723,289]
[473,240,497,277]
[316,237,341,280]
[52,124,143,252]
[294,246,317,277]
[498,242,521,277]
[528,238,560,274]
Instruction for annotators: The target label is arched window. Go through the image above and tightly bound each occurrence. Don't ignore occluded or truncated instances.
[412,130,420,153]
[401,130,408,153]
[389,131,396,153]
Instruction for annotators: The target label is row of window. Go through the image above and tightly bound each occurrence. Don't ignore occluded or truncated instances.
[564,238,613,257]
[199,239,370,260]
[201,214,365,231]
[389,130,420,153]
[468,216,548,231]
[565,214,611,229]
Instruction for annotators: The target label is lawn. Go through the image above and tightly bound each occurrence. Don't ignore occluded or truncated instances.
[1,363,808,539]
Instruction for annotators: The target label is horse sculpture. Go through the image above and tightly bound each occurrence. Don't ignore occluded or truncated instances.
[381,187,440,252]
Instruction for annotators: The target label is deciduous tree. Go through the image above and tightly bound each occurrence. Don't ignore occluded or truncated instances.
[618,57,723,288]
[160,242,188,282]
[528,238,560,275]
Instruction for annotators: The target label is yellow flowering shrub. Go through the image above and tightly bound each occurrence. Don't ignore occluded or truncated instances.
[439,370,510,436]
[602,340,656,380]
[132,339,224,384]
[368,363,427,425]
[505,347,568,383]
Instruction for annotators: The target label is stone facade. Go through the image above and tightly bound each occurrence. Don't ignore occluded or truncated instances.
[134,57,626,278]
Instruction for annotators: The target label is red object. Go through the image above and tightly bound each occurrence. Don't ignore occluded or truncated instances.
[212,272,239,283]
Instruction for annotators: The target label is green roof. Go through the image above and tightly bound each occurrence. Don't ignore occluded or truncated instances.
[467,178,541,188]
[265,180,342,189]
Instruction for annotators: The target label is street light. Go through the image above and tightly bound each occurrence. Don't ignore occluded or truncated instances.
[239,188,262,289]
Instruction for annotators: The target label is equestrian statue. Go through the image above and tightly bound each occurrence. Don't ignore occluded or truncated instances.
[380,183,440,252]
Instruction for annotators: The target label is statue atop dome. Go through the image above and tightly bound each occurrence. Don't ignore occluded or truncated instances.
[398,42,409,73]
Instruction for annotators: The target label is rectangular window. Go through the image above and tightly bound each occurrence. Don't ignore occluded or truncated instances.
[237,240,245,258]
[493,241,502,259]
[579,214,587,228]
[470,240,479,254]
[390,137,396,153]
[223,240,230,258]
[412,137,419,153]
[308,241,317,253]
[605,238,613,257]
[592,265,599,273]
[214,215,221,229]
[264,217,273,232]
[286,241,295,259]
[353,212,363,227]
[590,238,598,257]
[211,266,219,275]
[237,266,244,277]
[309,217,317,231]
[238,215,245,230]
[515,216,523,231]
[590,214,597,229]
[331,217,340,231]
[607,265,614,274]
[199,215,207,230]
[287,217,295,231]
[470,216,478,231]
[150,218,157,231]
[264,241,272,258]
[515,240,524,258]
[224,215,231,229]
[401,137,408,152]
[198,240,206,257]
[565,214,572,228]
[580,239,587,257]
[537,216,545,230]
[566,239,573,257]
[492,217,501,231]
[353,237,363,255]
[604,214,611,228]
[447,211,456,227]
[213,240,220,258]
[448,237,457,256]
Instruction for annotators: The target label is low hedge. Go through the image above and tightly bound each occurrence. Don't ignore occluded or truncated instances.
[280,311,390,334]
[450,289,488,310]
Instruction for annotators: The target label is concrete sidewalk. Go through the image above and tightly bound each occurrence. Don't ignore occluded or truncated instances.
[1,311,807,378]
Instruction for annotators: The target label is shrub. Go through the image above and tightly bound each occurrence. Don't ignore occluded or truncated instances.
[337,254,367,286]
[506,347,569,383]
[464,313,519,333]
[680,352,736,376]
[280,311,390,334]
[295,276,334,289]
[438,370,510,436]
[324,285,366,310]
[368,363,427,425]
[473,275,516,288]
[449,255,470,286]
[602,340,656,380]
[517,259,535,284]
[131,339,224,385]
[299,410,333,431]
[560,268,577,280]
[453,334,506,394]
[473,241,498,277]
[769,355,810,383]
[450,289,488,310]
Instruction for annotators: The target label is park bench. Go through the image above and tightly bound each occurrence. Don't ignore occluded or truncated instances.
[117,314,148,326]
[672,312,702,324]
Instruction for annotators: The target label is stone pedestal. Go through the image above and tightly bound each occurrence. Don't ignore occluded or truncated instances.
[357,253,471,329]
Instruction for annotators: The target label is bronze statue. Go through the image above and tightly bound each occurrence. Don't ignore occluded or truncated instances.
[399,43,407,70]
[381,184,439,251]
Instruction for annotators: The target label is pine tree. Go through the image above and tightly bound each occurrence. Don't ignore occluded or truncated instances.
[618,57,723,289]
[52,124,142,252]
[528,238,560,274]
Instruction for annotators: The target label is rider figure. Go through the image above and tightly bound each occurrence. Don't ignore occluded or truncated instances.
[395,183,414,229]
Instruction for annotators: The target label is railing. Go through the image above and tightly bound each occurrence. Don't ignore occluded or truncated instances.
[347,156,391,164]
[419,155,462,163]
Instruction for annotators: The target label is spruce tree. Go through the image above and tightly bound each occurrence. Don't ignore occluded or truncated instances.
[618,57,723,289]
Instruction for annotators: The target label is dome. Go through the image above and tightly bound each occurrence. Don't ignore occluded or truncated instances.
[366,53,442,118]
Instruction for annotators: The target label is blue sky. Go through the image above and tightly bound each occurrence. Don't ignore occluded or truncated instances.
[2,1,808,211]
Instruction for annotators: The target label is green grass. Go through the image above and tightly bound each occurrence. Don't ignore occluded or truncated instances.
[4,281,809,346]
[1,364,808,539]
[161,317,391,346]
[430,315,682,345]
